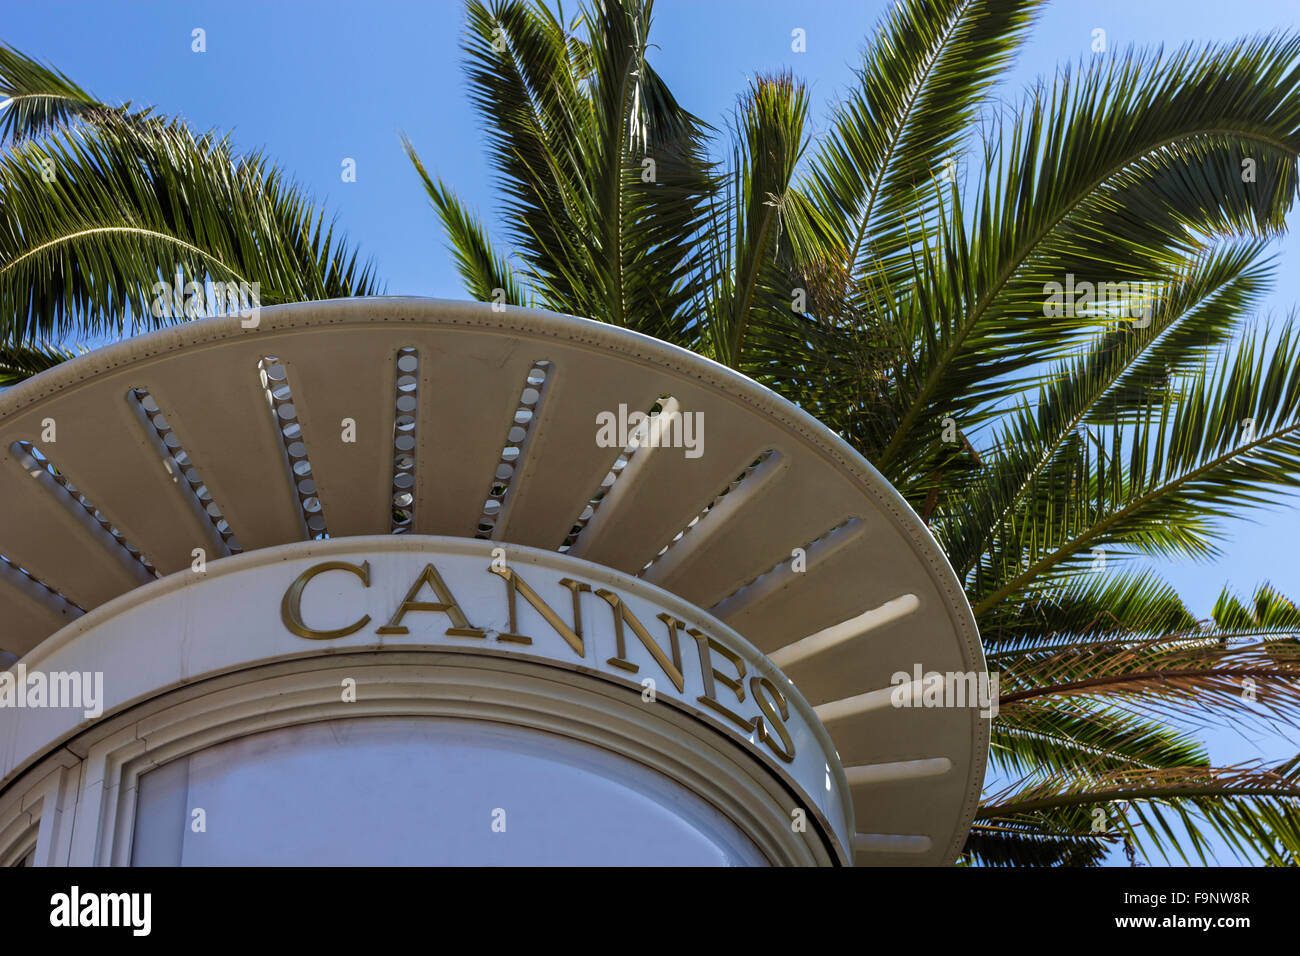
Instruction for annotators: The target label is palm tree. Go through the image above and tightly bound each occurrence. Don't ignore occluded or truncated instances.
[0,43,380,372]
[6,0,1300,864]
[409,0,1300,866]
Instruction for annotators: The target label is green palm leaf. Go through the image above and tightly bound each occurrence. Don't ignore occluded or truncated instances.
[802,0,1041,303]
[874,36,1300,482]
[0,44,129,145]
[970,323,1300,615]
[977,761,1300,865]
[417,0,716,341]
[992,698,1206,776]
[0,339,81,386]
[0,118,380,345]
[407,140,528,307]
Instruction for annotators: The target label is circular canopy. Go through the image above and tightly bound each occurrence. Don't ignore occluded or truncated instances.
[0,297,987,865]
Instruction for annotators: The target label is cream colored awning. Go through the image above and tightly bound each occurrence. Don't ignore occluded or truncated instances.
[0,297,988,865]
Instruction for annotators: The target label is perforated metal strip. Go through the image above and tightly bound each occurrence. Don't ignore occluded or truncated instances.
[391,348,419,534]
[639,450,776,574]
[476,360,551,539]
[13,441,158,577]
[559,396,671,553]
[130,387,242,554]
[259,357,327,539]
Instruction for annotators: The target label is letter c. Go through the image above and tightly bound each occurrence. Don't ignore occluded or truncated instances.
[281,560,371,639]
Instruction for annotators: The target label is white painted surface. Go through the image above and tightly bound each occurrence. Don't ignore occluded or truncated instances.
[0,537,853,860]
[0,298,989,865]
[132,716,767,866]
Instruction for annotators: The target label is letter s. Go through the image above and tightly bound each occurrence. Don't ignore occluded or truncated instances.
[750,675,796,763]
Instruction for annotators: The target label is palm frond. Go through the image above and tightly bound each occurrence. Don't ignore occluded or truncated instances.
[961,820,1113,866]
[1213,581,1300,631]
[938,241,1273,571]
[0,339,80,386]
[0,44,126,145]
[0,117,380,343]
[453,0,715,340]
[970,322,1300,614]
[874,36,1300,483]
[992,697,1205,776]
[406,138,528,306]
[979,570,1198,650]
[698,73,814,370]
[803,0,1041,301]
[978,761,1300,864]
[997,633,1300,732]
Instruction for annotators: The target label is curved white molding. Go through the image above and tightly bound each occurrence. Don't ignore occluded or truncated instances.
[0,536,853,862]
[0,298,988,865]
[2,652,842,866]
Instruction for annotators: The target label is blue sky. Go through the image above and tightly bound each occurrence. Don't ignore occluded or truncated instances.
[5,0,1300,863]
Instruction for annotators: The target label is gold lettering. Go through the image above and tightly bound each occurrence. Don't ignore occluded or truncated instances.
[281,560,371,640]
[281,561,795,763]
[596,589,685,692]
[376,563,485,637]
[750,675,796,763]
[690,629,752,732]
[488,566,587,656]
[559,578,590,644]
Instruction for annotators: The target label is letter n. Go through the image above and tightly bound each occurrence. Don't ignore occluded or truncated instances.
[596,589,685,692]
[488,566,587,657]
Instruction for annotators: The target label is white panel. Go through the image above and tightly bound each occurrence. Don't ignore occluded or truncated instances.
[133,717,766,866]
